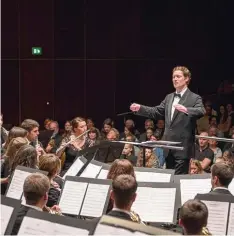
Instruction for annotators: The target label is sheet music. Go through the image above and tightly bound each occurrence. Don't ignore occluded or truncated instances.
[228,178,234,195]
[59,181,88,215]
[97,169,109,179]
[18,217,54,235]
[180,178,211,204]
[62,157,84,179]
[6,170,32,200]
[80,163,102,178]
[80,184,109,217]
[135,171,171,183]
[18,217,89,235]
[227,203,234,235]
[1,204,14,235]
[94,224,137,235]
[131,187,176,222]
[54,223,89,235]
[202,200,229,235]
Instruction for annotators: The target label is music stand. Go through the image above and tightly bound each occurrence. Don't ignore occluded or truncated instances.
[78,141,124,163]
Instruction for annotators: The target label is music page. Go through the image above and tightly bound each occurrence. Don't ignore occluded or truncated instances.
[1,205,14,235]
[227,203,234,235]
[6,170,32,200]
[202,200,229,235]
[97,169,109,179]
[131,187,176,222]
[228,178,234,195]
[94,224,136,235]
[62,158,84,179]
[54,223,89,235]
[59,181,88,215]
[180,178,211,204]
[135,172,171,183]
[80,184,109,217]
[18,217,54,235]
[80,163,102,178]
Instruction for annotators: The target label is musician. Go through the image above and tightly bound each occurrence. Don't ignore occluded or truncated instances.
[11,173,50,234]
[208,162,233,196]
[39,154,62,207]
[57,117,89,172]
[10,145,38,173]
[107,174,139,222]
[179,199,211,235]
[21,119,45,156]
[0,113,8,149]
[63,120,72,138]
[45,121,63,153]
[130,66,205,174]
[2,126,27,153]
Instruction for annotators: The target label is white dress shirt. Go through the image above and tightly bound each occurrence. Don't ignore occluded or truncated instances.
[171,87,187,120]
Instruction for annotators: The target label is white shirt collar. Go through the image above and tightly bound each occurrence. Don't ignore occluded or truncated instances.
[213,186,229,191]
[112,207,131,216]
[176,87,187,97]
[22,203,43,211]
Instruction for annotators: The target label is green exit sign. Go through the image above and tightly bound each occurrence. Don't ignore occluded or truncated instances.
[32,47,42,55]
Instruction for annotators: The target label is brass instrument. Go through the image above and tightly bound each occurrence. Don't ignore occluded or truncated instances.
[202,227,212,235]
[130,210,145,225]
[43,205,63,216]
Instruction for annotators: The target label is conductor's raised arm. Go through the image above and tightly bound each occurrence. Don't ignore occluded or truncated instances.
[130,100,165,120]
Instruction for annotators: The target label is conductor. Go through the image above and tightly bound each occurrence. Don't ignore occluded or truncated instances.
[130,66,205,174]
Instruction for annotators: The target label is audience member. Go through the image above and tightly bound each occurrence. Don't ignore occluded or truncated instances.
[194,132,214,172]
[139,119,154,141]
[136,148,159,168]
[208,135,222,163]
[120,144,137,166]
[189,159,204,174]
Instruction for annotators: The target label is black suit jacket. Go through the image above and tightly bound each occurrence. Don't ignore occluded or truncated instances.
[11,205,31,235]
[208,188,233,196]
[137,89,205,159]
[107,210,132,221]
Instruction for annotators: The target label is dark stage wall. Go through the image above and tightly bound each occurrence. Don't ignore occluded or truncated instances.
[2,0,234,128]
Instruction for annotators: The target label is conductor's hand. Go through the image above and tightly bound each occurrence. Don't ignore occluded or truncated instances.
[174,104,188,114]
[130,103,141,112]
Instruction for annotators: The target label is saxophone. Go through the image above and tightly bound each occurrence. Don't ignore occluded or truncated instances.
[130,210,145,224]
[43,206,63,216]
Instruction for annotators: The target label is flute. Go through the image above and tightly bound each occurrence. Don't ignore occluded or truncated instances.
[56,129,90,155]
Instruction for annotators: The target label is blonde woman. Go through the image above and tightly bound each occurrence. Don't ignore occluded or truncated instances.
[136,148,159,168]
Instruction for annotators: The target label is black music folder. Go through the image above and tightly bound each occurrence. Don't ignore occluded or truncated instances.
[62,155,87,179]
[131,182,180,224]
[17,209,96,235]
[5,166,48,200]
[134,167,175,183]
[173,174,212,205]
[93,215,181,235]
[38,129,54,148]
[195,194,234,235]
[58,176,112,218]
[79,141,124,163]
[1,195,21,235]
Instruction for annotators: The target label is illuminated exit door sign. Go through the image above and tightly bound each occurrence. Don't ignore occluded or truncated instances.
[32,47,42,55]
